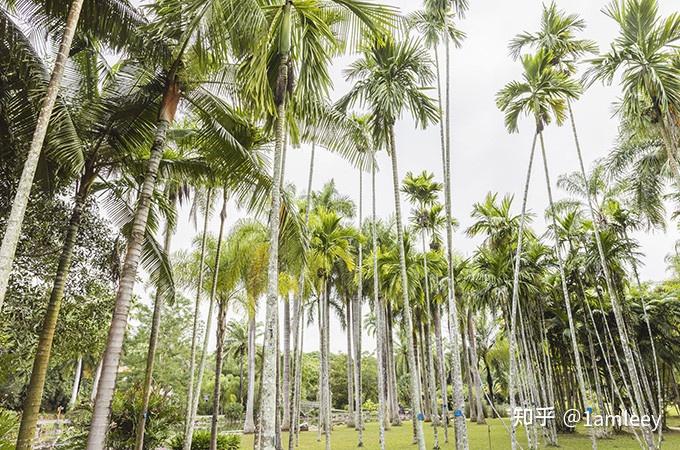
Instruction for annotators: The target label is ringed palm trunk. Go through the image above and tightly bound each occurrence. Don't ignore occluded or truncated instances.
[353,169,364,446]
[91,359,102,402]
[372,159,387,450]
[258,4,291,444]
[433,305,450,441]
[244,311,258,433]
[433,43,450,446]
[15,169,94,449]
[282,295,291,431]
[134,193,176,450]
[288,144,315,449]
[322,279,332,450]
[186,189,227,449]
[86,77,181,450]
[420,231,440,444]
[467,311,485,424]
[569,101,660,447]
[387,126,425,450]
[0,0,85,308]
[346,300,355,427]
[183,187,213,446]
[68,355,83,410]
[210,298,229,450]
[443,35,470,450]
[508,129,539,450]
[538,131,597,450]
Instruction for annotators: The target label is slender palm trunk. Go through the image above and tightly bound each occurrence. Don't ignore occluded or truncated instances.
[372,159,387,450]
[538,131,597,450]
[323,280,332,450]
[386,307,400,425]
[425,319,440,449]
[187,189,227,447]
[282,295,291,431]
[569,102,660,447]
[433,305,450,442]
[68,355,83,410]
[134,193,176,450]
[258,9,291,443]
[15,170,93,449]
[346,301,355,427]
[433,44,450,446]
[288,144,316,449]
[466,312,485,424]
[86,77,181,450]
[387,126,425,450]
[443,35,469,450]
[353,169,364,446]
[0,0,85,307]
[244,312,258,433]
[91,359,102,402]
[183,187,213,447]
[508,129,539,450]
[210,299,229,450]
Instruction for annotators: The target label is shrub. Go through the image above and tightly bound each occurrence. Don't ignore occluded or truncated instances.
[57,386,183,450]
[0,409,17,450]
[223,402,243,421]
[170,429,240,450]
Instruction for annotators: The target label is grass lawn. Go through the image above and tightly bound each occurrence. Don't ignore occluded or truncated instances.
[239,419,680,449]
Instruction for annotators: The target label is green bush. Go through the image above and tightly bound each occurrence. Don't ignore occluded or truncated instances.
[0,409,17,450]
[223,402,243,421]
[57,386,182,450]
[170,429,240,450]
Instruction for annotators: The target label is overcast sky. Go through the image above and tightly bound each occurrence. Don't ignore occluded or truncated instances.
[150,0,679,354]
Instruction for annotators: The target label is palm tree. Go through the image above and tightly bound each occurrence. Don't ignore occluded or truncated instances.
[225,320,250,406]
[0,0,147,308]
[208,231,243,450]
[370,156,387,450]
[521,3,665,446]
[338,36,439,450]
[412,2,470,444]
[496,49,582,450]
[586,0,680,182]
[228,220,269,435]
[308,208,356,450]
[9,40,183,446]
[288,145,316,449]
[0,0,86,306]
[133,188,177,450]
[237,3,395,447]
[402,171,444,442]
[183,187,214,447]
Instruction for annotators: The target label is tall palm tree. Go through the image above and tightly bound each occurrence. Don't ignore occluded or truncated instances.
[586,0,680,182]
[521,3,665,447]
[288,145,316,449]
[402,171,444,442]
[84,1,261,444]
[9,45,180,448]
[0,0,143,306]
[338,36,439,450]
[237,3,395,447]
[370,156,387,450]
[308,208,356,450]
[133,189,177,450]
[228,220,269,435]
[412,2,469,444]
[0,0,84,308]
[224,320,250,406]
[496,49,582,450]
[183,187,214,448]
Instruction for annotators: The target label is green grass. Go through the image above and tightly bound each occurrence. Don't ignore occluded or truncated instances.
[239,419,680,449]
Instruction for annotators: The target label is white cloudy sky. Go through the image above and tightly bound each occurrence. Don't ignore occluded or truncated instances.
[147,0,679,354]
